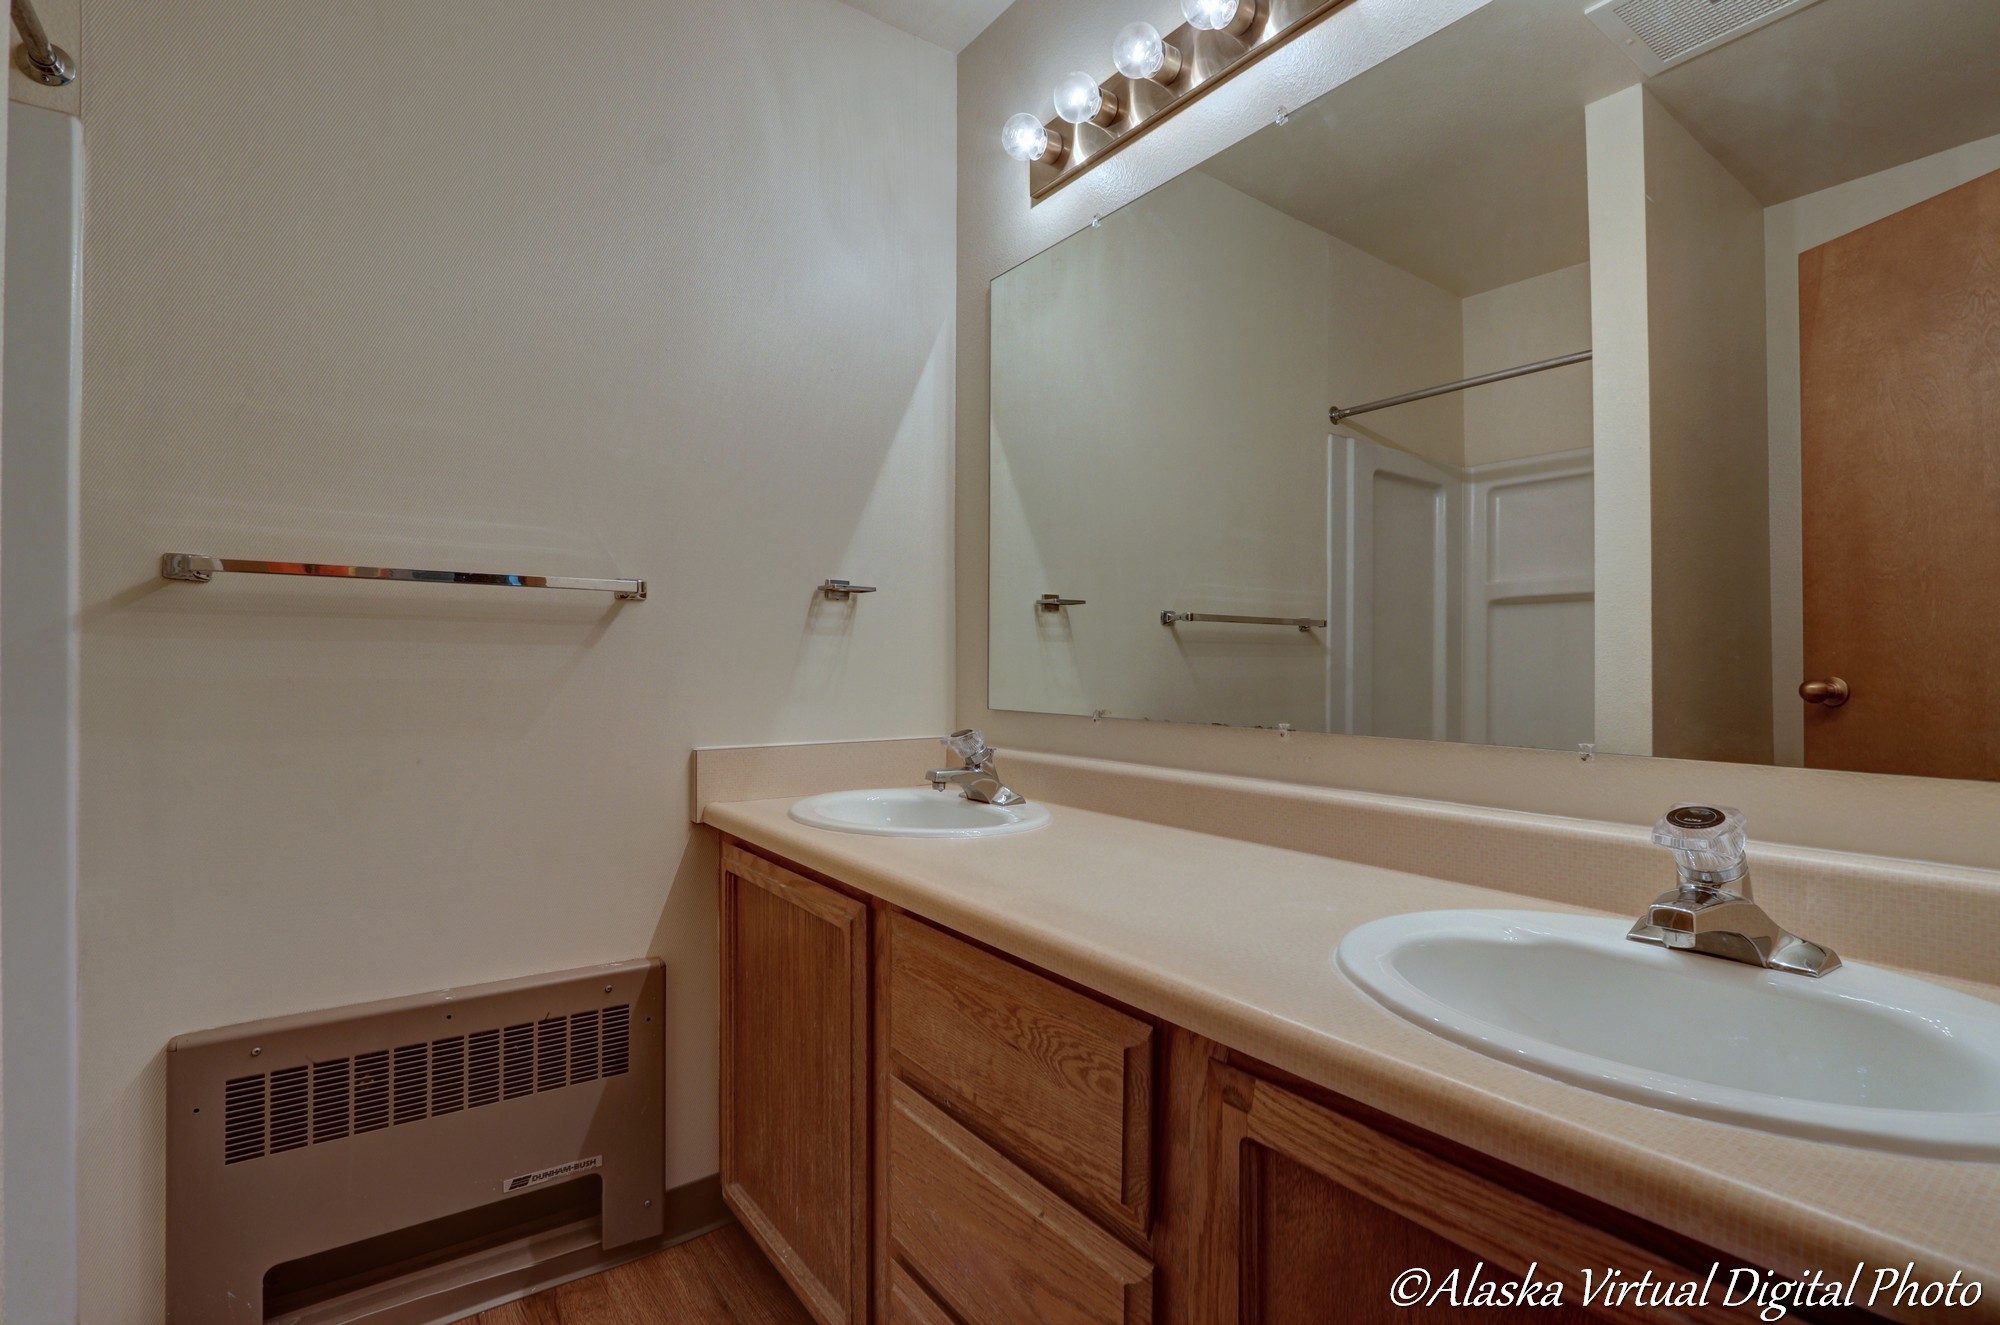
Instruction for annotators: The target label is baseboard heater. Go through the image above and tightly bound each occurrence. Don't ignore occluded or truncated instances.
[168,960,665,1324]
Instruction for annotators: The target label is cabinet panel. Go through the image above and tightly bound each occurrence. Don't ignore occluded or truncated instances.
[1197,1062,1749,1325]
[721,844,869,1325]
[887,1078,1153,1325]
[886,911,1153,1237]
[886,1261,961,1325]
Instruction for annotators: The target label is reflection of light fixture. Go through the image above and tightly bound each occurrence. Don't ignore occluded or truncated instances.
[1053,70,1119,126]
[998,0,1340,196]
[1112,21,1184,83]
[1001,112,1064,164]
[1181,0,1257,34]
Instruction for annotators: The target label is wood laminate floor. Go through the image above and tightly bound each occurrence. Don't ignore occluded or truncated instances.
[471,1224,812,1325]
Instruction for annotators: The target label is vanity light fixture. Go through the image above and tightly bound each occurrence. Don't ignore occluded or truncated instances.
[1053,70,1119,126]
[1002,112,1063,164]
[999,0,1353,203]
[1112,22,1183,84]
[1181,0,1257,35]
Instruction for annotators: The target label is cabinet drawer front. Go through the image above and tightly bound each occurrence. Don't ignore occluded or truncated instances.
[887,1080,1153,1325]
[886,912,1153,1235]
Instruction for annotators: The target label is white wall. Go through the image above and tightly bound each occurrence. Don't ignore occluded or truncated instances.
[1328,238,1464,471]
[990,171,1332,729]
[1584,87,1655,759]
[1640,89,1771,766]
[1763,131,2000,766]
[1461,263,1592,467]
[72,1,955,1319]
[1587,87,1770,765]
[989,165,1476,732]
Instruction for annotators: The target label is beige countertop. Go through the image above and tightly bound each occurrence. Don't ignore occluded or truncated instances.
[704,793,2000,1322]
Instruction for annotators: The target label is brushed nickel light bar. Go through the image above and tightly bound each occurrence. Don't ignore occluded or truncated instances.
[159,554,647,601]
[10,0,75,85]
[1002,0,1356,203]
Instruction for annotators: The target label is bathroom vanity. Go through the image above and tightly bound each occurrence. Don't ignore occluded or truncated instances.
[703,760,2000,1325]
[721,836,1674,1325]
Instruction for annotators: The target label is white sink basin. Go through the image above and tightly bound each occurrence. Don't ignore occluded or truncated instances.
[1337,910,2000,1159]
[788,787,1052,839]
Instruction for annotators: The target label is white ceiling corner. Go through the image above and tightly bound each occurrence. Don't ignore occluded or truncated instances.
[836,0,1018,52]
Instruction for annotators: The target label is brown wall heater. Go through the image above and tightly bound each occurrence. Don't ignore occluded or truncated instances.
[167,960,665,1324]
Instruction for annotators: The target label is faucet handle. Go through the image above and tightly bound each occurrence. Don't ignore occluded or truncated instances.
[944,728,993,766]
[1653,804,1748,882]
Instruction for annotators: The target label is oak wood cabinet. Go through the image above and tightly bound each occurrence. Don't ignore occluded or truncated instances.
[881,910,1154,1239]
[1189,1059,1763,1325]
[886,1078,1153,1325]
[719,844,870,1325]
[718,839,1865,1325]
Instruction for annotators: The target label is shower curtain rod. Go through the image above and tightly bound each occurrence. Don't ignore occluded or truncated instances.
[11,0,75,86]
[1328,350,1592,424]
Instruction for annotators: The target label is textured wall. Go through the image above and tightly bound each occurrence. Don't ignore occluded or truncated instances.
[73,1,953,1318]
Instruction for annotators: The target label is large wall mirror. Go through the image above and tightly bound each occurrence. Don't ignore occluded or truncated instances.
[989,0,2000,781]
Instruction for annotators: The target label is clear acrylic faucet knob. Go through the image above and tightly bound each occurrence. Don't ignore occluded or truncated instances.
[1652,803,1748,878]
[945,729,991,764]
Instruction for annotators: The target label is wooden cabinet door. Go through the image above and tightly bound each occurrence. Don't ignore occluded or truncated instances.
[1196,1063,1744,1325]
[720,844,869,1325]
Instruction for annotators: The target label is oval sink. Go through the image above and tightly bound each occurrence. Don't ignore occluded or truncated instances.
[1336,910,2000,1159]
[788,787,1052,839]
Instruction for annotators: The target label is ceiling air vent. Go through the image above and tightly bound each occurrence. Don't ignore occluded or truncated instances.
[1585,0,1829,75]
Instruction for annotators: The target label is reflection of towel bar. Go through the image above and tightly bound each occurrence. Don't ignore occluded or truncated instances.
[160,553,646,601]
[1161,610,1325,633]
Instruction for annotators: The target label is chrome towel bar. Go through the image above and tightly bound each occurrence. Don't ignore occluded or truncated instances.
[160,553,646,601]
[1161,610,1326,633]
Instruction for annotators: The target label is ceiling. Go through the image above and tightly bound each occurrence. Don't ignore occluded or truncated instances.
[837,0,1015,52]
[1196,0,2000,298]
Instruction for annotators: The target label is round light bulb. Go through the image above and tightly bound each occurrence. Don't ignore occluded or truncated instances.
[1180,0,1242,31]
[1052,71,1104,126]
[1001,112,1050,162]
[1112,21,1168,80]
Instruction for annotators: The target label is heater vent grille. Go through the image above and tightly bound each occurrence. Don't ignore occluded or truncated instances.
[354,1050,390,1133]
[223,1075,267,1164]
[1586,0,1825,73]
[271,1065,310,1153]
[221,1004,631,1164]
[603,1004,631,1076]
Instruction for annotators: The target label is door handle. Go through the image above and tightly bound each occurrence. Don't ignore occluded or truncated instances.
[1799,677,1851,708]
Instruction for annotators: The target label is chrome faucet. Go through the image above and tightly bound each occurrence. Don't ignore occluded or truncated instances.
[1627,804,1840,977]
[925,729,1025,807]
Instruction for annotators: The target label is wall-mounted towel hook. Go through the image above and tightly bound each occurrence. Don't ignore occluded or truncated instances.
[819,579,878,602]
[1036,593,1086,612]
